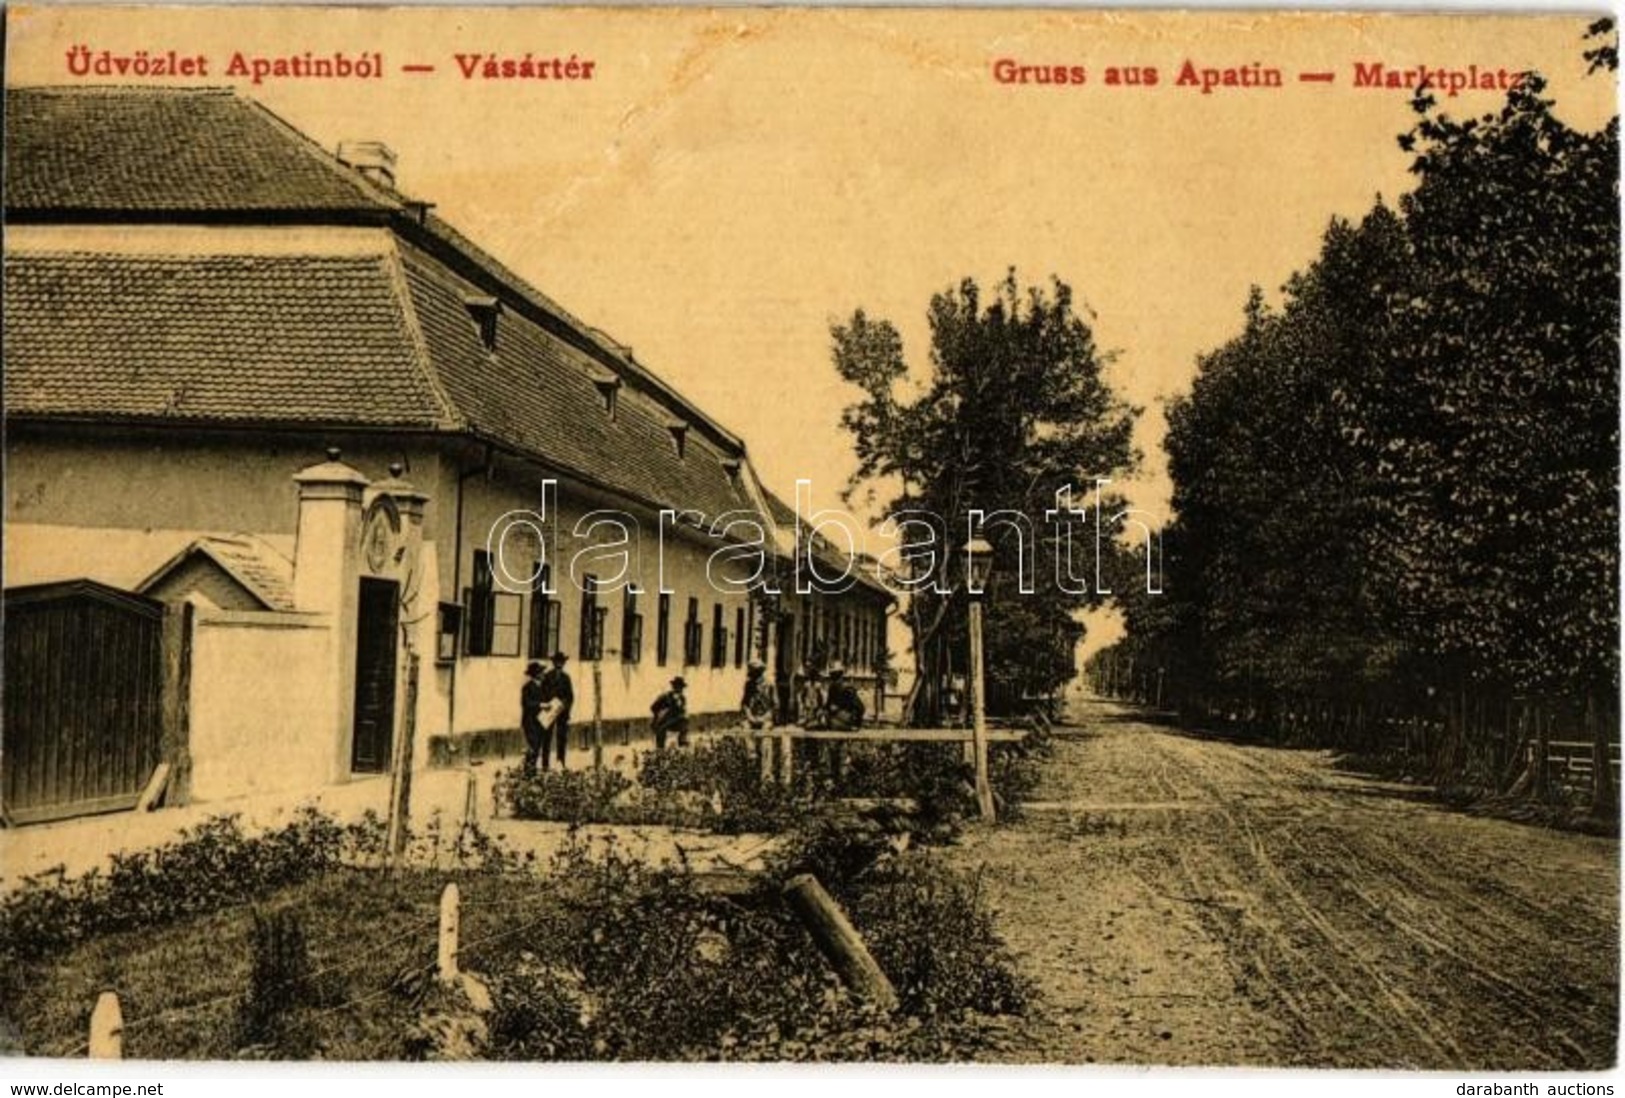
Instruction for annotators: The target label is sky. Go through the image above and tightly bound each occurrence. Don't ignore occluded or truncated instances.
[6,5,1617,655]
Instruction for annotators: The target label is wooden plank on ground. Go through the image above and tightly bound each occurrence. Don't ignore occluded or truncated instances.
[136,761,171,811]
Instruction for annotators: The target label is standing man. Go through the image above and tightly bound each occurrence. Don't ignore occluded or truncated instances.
[540,651,574,769]
[520,661,548,774]
[651,676,690,750]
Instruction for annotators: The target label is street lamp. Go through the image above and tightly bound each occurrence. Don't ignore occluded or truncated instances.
[964,537,996,822]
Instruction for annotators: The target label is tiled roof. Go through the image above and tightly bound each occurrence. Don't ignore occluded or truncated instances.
[3,251,448,426]
[415,211,743,453]
[761,489,893,600]
[5,87,398,214]
[3,85,766,527]
[765,491,799,527]
[138,534,297,611]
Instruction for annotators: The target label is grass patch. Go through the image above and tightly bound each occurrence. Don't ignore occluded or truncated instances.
[7,868,553,1060]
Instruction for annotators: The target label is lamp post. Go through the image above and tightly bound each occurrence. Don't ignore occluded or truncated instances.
[965,536,996,822]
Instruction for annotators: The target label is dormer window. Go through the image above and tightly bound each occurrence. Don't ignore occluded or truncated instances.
[592,374,622,420]
[668,420,689,459]
[463,294,501,352]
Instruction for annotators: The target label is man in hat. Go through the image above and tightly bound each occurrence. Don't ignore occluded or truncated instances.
[797,663,827,728]
[650,675,690,750]
[825,662,866,731]
[538,651,574,768]
[520,661,548,774]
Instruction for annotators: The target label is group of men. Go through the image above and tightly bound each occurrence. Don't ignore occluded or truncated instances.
[519,651,574,773]
[519,654,866,774]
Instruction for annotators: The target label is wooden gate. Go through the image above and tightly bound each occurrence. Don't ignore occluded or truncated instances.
[3,580,167,824]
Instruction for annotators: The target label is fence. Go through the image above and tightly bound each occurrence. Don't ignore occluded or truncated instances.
[1090,663,1620,806]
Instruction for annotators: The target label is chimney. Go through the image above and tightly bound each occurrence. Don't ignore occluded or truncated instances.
[336,140,397,190]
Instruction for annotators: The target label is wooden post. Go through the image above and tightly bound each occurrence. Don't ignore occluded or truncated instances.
[158,601,194,805]
[135,762,171,812]
[758,731,774,784]
[782,874,898,1011]
[438,883,460,984]
[1533,704,1551,803]
[462,767,479,829]
[1590,692,1616,818]
[89,991,122,1059]
[969,599,995,822]
[386,649,420,865]
[779,729,794,786]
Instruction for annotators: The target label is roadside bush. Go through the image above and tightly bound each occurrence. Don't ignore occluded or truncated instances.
[495,767,632,826]
[0,808,352,973]
[848,853,1031,1019]
[498,740,806,833]
[770,805,908,891]
[498,725,1047,838]
[0,806,510,985]
[767,811,1032,1023]
[480,839,841,1060]
[988,716,1055,817]
[803,742,974,839]
[636,737,805,832]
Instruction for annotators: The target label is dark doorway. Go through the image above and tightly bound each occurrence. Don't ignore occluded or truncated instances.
[351,577,399,773]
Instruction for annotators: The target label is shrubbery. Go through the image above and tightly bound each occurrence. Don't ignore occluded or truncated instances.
[479,840,840,1060]
[848,854,1029,1019]
[499,728,1051,837]
[495,766,634,827]
[477,833,1031,1060]
[497,738,804,833]
[0,808,364,973]
[3,799,1033,1061]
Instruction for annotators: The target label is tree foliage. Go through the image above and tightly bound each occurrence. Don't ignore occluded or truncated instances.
[833,272,1138,722]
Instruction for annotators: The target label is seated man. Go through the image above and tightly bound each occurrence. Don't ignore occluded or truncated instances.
[824,663,866,731]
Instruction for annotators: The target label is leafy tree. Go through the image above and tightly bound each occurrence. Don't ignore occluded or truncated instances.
[832,272,1138,723]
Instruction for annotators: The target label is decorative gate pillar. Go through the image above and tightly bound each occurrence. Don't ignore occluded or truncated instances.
[292,448,370,781]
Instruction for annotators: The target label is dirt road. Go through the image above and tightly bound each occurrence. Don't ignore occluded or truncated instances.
[949,698,1619,1068]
